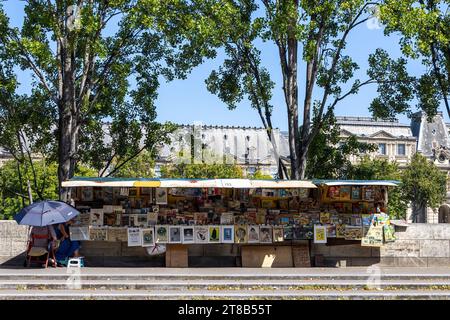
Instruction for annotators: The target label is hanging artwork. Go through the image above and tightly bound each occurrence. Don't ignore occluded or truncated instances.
[141,228,155,247]
[383,225,396,242]
[339,186,351,200]
[221,226,235,243]
[272,226,284,242]
[259,226,273,243]
[89,209,104,226]
[313,225,327,243]
[319,212,331,224]
[283,225,293,240]
[103,187,114,203]
[146,211,158,226]
[336,223,346,238]
[81,187,93,202]
[326,224,336,238]
[361,225,383,247]
[69,227,90,241]
[182,226,195,244]
[107,227,128,242]
[209,225,221,243]
[120,187,129,197]
[247,225,260,243]
[344,226,363,240]
[169,226,182,243]
[351,186,361,200]
[194,226,209,243]
[155,188,168,205]
[234,225,248,244]
[127,228,142,247]
[89,226,108,241]
[155,225,169,243]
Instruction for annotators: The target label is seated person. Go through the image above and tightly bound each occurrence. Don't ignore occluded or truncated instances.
[55,219,81,265]
[27,225,58,266]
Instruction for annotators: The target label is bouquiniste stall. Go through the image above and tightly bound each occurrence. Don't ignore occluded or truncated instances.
[61,177,399,267]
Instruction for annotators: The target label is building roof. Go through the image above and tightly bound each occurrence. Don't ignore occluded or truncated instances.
[335,116,414,139]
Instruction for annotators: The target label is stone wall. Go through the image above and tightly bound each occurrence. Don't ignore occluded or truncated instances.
[1,221,449,267]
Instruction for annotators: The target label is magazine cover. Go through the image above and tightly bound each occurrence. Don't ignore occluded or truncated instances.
[272,226,284,242]
[234,225,248,244]
[313,225,327,243]
[247,225,260,243]
[194,225,209,243]
[141,228,155,247]
[361,225,383,247]
[344,226,363,240]
[259,226,273,243]
[283,225,293,240]
[89,209,104,227]
[221,225,235,243]
[326,224,336,238]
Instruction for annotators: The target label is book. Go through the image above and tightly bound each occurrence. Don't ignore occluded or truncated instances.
[182,226,195,244]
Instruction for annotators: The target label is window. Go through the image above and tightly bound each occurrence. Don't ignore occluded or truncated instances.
[378,143,386,155]
[397,144,406,156]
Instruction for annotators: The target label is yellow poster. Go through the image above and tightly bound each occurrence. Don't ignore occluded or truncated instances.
[313,225,327,243]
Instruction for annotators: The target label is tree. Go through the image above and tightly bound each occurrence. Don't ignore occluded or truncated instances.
[249,169,274,179]
[203,0,409,179]
[0,1,209,201]
[305,114,377,179]
[401,153,447,222]
[0,160,96,220]
[347,156,408,219]
[110,149,155,178]
[379,0,450,119]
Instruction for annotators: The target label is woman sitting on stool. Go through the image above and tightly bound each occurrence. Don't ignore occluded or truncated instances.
[55,219,81,266]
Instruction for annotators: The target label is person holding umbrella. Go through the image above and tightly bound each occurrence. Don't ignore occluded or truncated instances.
[14,200,80,268]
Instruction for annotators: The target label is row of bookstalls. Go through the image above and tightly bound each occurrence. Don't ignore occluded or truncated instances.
[62,177,399,266]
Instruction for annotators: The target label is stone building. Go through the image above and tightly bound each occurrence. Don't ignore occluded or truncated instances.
[155,124,290,177]
[335,116,417,168]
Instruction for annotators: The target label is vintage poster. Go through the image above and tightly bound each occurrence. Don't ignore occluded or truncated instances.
[155,188,168,205]
[313,225,327,243]
[141,228,155,247]
[336,223,346,238]
[103,213,117,226]
[127,227,142,247]
[351,186,361,200]
[344,226,363,240]
[327,186,340,199]
[220,212,234,225]
[106,227,128,242]
[89,209,104,226]
[209,225,221,243]
[146,211,158,226]
[89,226,108,241]
[182,226,195,244]
[383,224,396,242]
[73,213,90,226]
[272,226,284,242]
[363,187,374,201]
[69,227,90,241]
[155,225,169,243]
[234,225,248,244]
[81,187,93,202]
[247,225,260,243]
[194,226,209,243]
[361,225,383,247]
[326,224,336,238]
[340,186,351,200]
[169,226,182,243]
[283,225,293,240]
[221,226,235,243]
[256,226,270,243]
[299,225,314,240]
[320,212,331,224]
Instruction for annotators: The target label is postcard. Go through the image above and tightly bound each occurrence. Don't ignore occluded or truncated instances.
[127,227,142,247]
[209,225,221,243]
[194,226,209,243]
[141,228,155,247]
[247,225,260,243]
[221,226,235,243]
[234,225,248,244]
[169,226,182,243]
[272,226,284,242]
[182,226,195,244]
[155,188,168,205]
[313,225,327,243]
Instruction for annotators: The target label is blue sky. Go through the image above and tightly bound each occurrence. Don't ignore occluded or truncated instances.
[3,1,448,131]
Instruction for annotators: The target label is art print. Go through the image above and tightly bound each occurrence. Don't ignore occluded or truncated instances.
[194,226,209,243]
[141,228,155,247]
[247,225,260,243]
[209,226,221,243]
[221,226,235,243]
[127,227,142,246]
[169,226,182,243]
[155,188,168,205]
[182,226,195,244]
[234,225,248,244]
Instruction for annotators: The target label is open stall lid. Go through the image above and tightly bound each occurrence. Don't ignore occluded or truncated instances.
[62,177,317,189]
[313,179,400,187]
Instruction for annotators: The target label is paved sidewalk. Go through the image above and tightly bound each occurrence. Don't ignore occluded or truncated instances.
[1,266,450,276]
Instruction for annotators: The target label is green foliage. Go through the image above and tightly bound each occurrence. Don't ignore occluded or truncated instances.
[249,169,274,180]
[401,153,447,211]
[347,157,407,219]
[110,150,155,178]
[160,163,244,179]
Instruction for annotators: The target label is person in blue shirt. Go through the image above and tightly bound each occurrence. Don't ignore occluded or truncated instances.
[55,219,81,266]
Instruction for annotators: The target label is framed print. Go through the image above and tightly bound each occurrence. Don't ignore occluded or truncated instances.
[259,226,273,243]
[326,224,336,238]
[155,188,168,205]
[89,209,104,226]
[194,225,209,243]
[247,225,260,243]
[169,226,182,243]
[69,227,90,241]
[283,225,293,240]
[107,227,128,242]
[155,225,169,243]
[89,226,108,241]
[81,187,93,202]
[234,225,248,244]
[141,228,155,247]
[272,226,284,242]
[221,226,235,243]
[182,226,195,244]
[313,225,327,243]
[209,225,220,243]
[127,227,142,247]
